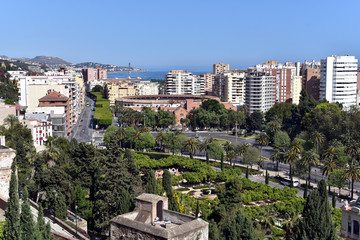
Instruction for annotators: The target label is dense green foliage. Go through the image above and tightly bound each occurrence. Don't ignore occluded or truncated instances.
[0,62,19,103]
[89,92,112,126]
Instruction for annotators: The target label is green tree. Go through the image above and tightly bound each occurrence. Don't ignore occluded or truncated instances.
[256,133,269,167]
[162,170,172,195]
[4,162,20,240]
[222,210,255,240]
[142,169,158,194]
[103,126,119,147]
[342,166,360,200]
[184,138,199,159]
[37,204,54,240]
[314,131,325,155]
[125,126,136,148]
[243,146,260,169]
[156,132,165,150]
[20,187,40,240]
[137,132,155,151]
[246,111,263,132]
[73,185,92,220]
[300,150,319,181]
[220,152,224,171]
[299,180,336,239]
[328,169,346,195]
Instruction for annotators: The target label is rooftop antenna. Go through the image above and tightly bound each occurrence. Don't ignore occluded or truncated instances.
[128,62,131,79]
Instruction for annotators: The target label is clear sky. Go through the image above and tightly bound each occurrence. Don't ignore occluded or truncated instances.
[1,0,360,71]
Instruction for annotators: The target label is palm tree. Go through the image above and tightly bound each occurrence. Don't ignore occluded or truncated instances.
[345,141,359,166]
[43,139,60,168]
[283,212,301,239]
[322,159,336,177]
[200,138,213,164]
[156,132,165,150]
[256,133,269,164]
[301,150,320,181]
[117,127,126,148]
[133,131,141,150]
[284,141,302,180]
[314,131,325,155]
[4,114,18,128]
[184,138,198,159]
[223,142,235,166]
[342,166,360,200]
[259,208,276,235]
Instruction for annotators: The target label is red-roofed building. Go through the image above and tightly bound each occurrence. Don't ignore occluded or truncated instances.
[38,90,70,135]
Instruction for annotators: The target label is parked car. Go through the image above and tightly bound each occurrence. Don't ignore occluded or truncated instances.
[280,177,299,187]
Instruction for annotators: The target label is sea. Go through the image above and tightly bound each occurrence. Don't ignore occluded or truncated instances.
[108,70,209,81]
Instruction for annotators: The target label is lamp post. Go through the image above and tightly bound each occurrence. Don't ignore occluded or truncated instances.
[75,205,78,237]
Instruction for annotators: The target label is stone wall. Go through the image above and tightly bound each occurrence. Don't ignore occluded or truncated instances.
[110,222,166,240]
[0,147,16,199]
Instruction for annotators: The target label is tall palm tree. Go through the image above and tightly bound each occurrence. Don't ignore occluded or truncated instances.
[314,131,325,155]
[283,212,301,239]
[284,141,302,180]
[43,139,60,168]
[4,114,18,128]
[117,127,126,148]
[342,166,360,200]
[200,138,213,164]
[223,141,234,166]
[256,133,269,167]
[322,159,336,177]
[156,132,165,150]
[133,131,141,150]
[259,208,276,235]
[345,141,359,166]
[301,150,320,181]
[184,138,198,159]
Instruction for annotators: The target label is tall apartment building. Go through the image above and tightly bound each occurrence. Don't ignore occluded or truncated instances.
[320,55,358,109]
[251,61,297,103]
[223,72,246,105]
[105,79,159,105]
[357,67,360,106]
[199,73,214,92]
[18,74,83,126]
[165,70,204,95]
[82,67,107,83]
[301,60,321,100]
[213,63,230,75]
[291,76,302,105]
[245,72,276,113]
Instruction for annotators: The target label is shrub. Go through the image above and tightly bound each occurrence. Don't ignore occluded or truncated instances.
[89,92,112,127]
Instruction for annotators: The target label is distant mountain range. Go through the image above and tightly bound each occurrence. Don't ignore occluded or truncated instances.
[29,56,71,65]
[0,55,146,72]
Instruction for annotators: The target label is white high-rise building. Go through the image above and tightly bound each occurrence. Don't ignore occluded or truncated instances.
[165,70,204,95]
[245,72,276,113]
[320,55,358,109]
[224,72,246,105]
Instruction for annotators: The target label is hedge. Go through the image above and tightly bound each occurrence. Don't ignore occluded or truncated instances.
[88,92,112,127]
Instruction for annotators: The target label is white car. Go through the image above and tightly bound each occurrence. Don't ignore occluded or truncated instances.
[280,177,299,187]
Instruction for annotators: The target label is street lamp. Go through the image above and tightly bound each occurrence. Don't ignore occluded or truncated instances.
[75,205,78,237]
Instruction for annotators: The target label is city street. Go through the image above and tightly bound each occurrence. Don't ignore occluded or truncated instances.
[71,95,96,143]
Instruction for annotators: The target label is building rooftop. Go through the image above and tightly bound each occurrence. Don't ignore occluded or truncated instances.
[39,91,69,102]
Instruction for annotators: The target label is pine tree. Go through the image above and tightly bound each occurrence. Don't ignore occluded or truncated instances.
[4,161,20,240]
[162,170,172,196]
[20,187,39,240]
[220,153,224,171]
[142,169,158,194]
[246,166,249,179]
[299,179,336,239]
[124,149,139,177]
[265,170,269,185]
[43,222,54,240]
[222,210,255,240]
[37,204,47,239]
[195,200,200,218]
[303,180,308,199]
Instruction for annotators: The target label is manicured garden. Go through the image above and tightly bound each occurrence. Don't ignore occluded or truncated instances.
[89,91,112,127]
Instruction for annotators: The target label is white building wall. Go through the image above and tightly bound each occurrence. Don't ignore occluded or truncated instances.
[320,55,358,109]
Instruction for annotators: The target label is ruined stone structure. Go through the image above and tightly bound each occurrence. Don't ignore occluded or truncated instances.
[110,193,208,240]
[0,146,16,199]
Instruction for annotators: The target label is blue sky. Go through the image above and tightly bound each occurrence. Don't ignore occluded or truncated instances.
[1,0,359,71]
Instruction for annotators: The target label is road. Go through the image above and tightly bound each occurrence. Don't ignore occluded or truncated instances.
[71,95,95,143]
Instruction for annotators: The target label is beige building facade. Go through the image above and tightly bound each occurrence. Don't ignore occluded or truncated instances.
[291,75,302,105]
